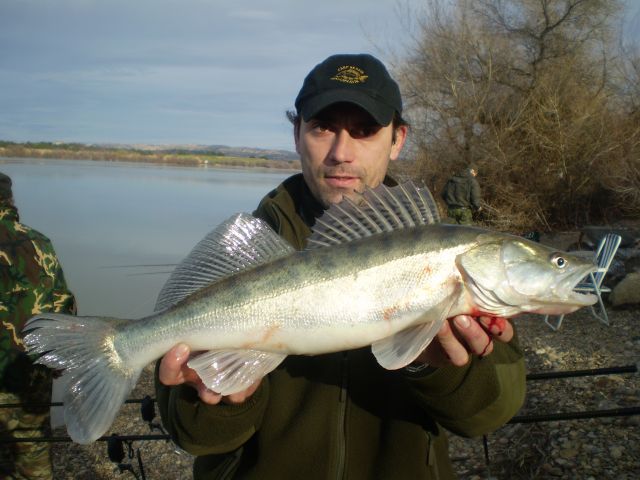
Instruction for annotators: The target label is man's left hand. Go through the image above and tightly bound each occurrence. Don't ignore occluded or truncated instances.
[414,315,513,368]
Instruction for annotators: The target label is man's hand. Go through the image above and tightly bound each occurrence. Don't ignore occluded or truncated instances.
[414,315,513,368]
[159,343,262,405]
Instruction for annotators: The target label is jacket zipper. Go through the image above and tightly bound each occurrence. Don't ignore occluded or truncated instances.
[335,352,348,479]
[216,447,243,480]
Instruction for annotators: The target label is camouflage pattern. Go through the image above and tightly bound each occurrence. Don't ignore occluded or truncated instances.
[0,201,76,479]
[0,391,52,480]
[447,206,474,225]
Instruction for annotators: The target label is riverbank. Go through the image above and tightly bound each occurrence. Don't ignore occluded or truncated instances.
[451,308,639,479]
[0,144,301,171]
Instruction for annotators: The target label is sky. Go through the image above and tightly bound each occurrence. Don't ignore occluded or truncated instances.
[0,0,421,152]
[1,1,638,152]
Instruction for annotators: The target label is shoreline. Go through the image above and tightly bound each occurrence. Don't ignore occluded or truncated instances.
[0,146,301,172]
[0,155,302,175]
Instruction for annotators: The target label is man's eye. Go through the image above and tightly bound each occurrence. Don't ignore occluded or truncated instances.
[312,122,331,133]
[350,126,378,138]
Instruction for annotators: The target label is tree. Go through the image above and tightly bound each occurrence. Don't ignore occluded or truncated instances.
[392,0,639,231]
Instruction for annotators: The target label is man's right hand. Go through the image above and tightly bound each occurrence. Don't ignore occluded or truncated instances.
[159,343,262,405]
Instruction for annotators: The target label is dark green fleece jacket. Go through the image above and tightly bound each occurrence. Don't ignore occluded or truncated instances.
[155,173,526,479]
[442,170,482,211]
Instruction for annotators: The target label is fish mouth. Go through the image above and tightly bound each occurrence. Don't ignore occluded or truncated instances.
[554,263,598,306]
[462,255,599,317]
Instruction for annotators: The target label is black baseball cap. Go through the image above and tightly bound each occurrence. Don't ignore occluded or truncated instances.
[295,53,402,126]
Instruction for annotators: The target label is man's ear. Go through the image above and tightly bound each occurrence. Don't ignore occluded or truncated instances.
[390,125,408,161]
[293,120,301,154]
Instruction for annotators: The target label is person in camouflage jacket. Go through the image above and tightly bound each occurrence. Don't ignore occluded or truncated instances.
[0,172,76,480]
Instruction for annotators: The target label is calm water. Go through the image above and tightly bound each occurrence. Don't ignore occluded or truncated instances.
[0,158,293,317]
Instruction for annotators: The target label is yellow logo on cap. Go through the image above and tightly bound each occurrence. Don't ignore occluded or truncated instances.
[331,65,368,84]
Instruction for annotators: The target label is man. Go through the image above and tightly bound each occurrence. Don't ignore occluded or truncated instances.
[442,165,482,224]
[0,172,76,479]
[156,54,525,479]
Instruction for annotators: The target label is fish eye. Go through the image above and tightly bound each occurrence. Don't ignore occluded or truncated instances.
[551,254,567,268]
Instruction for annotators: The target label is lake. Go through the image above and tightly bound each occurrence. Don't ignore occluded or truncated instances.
[0,157,293,318]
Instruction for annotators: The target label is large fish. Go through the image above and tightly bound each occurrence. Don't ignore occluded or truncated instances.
[23,183,596,444]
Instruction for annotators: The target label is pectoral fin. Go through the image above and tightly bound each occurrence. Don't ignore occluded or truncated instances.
[371,293,457,370]
[188,349,286,396]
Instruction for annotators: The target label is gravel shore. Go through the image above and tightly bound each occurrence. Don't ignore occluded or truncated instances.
[49,305,639,480]
[449,308,640,480]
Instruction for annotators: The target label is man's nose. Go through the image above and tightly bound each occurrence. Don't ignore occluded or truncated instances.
[329,129,356,164]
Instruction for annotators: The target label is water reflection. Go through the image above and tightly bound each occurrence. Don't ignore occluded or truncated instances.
[0,158,293,317]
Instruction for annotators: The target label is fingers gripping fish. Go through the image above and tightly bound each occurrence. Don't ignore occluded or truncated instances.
[22,183,597,444]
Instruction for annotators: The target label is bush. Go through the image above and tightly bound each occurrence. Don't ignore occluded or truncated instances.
[392,0,640,231]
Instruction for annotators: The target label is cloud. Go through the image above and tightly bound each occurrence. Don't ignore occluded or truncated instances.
[0,0,420,149]
[227,9,277,20]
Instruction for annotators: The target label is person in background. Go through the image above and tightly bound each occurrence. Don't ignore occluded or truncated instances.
[442,164,482,224]
[0,172,76,480]
[156,54,525,479]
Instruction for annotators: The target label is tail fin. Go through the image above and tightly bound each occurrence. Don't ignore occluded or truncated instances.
[23,314,141,444]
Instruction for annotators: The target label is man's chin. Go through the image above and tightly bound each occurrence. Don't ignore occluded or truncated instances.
[314,176,375,206]
[323,190,365,207]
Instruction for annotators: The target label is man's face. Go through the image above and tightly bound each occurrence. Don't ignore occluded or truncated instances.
[295,103,407,208]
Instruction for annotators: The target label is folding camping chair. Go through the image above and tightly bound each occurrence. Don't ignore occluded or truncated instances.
[544,233,622,331]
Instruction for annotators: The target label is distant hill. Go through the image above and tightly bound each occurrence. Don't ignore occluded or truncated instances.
[0,140,300,170]
[101,143,299,161]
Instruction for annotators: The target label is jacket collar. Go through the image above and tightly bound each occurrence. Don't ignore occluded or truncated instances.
[292,173,398,228]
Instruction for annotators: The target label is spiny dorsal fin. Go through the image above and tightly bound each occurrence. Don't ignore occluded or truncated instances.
[155,213,295,311]
[306,182,440,249]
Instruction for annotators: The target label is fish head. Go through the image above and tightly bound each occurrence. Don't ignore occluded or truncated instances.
[457,234,598,317]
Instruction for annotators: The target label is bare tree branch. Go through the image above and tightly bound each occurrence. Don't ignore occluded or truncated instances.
[388,0,639,230]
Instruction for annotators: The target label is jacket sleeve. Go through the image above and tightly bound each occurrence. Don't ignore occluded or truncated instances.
[404,335,526,438]
[469,178,482,210]
[1,232,76,353]
[155,362,271,455]
[49,249,77,315]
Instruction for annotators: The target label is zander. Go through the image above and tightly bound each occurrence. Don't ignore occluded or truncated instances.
[23,183,596,444]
